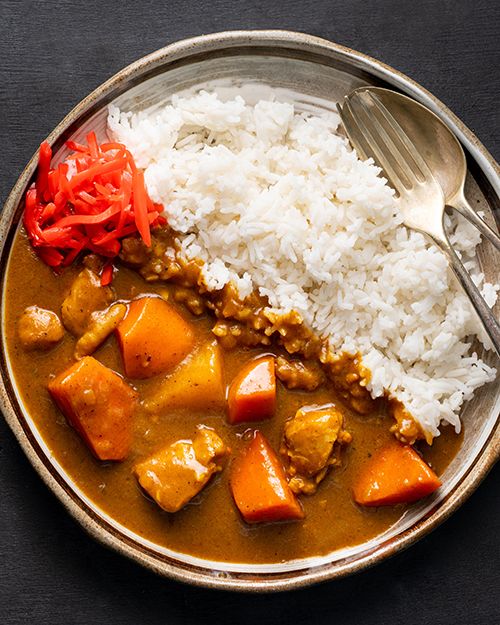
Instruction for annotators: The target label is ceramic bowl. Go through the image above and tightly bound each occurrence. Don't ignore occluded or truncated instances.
[0,30,499,591]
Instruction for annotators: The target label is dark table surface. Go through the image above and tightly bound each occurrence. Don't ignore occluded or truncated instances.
[1,1,498,623]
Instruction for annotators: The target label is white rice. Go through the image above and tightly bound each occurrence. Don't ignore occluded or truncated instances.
[108,91,498,439]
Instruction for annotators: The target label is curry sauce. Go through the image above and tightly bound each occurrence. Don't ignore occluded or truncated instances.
[3,229,462,564]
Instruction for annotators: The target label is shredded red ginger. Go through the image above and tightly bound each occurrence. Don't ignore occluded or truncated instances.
[23,132,166,284]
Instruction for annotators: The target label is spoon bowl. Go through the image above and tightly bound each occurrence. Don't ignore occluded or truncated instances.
[359,87,500,249]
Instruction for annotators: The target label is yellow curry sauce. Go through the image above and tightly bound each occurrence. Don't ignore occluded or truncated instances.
[3,229,462,564]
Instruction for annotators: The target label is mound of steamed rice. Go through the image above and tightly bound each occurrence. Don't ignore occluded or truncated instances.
[108,91,498,439]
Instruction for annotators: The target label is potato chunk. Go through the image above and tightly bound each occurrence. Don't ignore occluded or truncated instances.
[61,268,115,336]
[134,427,229,513]
[18,306,64,350]
[143,340,224,412]
[281,404,352,494]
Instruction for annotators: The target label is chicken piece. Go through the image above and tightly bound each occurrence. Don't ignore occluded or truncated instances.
[74,303,127,359]
[134,427,229,513]
[275,355,324,391]
[281,404,352,494]
[61,268,115,336]
[18,306,64,350]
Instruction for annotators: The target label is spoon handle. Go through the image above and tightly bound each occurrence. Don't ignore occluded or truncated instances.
[450,194,500,252]
[437,238,500,357]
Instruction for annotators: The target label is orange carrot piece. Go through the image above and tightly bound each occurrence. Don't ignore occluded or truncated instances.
[227,356,276,424]
[230,431,303,524]
[48,356,137,461]
[353,442,442,506]
[115,297,194,379]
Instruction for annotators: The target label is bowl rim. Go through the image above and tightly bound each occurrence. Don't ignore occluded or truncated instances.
[0,29,499,592]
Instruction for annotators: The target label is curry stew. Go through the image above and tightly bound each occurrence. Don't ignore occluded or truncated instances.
[3,229,461,564]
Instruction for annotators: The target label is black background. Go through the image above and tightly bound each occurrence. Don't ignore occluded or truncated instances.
[0,1,498,623]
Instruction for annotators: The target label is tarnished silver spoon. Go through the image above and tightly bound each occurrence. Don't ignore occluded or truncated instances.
[356,87,500,250]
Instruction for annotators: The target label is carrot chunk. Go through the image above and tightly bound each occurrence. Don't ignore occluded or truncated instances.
[116,297,194,379]
[230,431,303,523]
[227,356,276,424]
[353,442,442,506]
[48,356,137,461]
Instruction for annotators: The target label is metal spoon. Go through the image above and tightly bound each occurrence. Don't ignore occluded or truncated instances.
[354,87,500,250]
